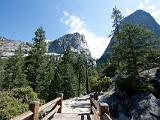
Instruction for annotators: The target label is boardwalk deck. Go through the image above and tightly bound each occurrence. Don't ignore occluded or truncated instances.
[52,113,93,120]
[52,95,93,120]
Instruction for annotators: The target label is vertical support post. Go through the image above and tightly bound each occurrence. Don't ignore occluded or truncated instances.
[29,101,40,120]
[99,103,110,120]
[90,93,94,114]
[94,92,98,100]
[57,93,63,113]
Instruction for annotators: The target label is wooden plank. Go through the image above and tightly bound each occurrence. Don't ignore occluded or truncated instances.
[29,101,40,120]
[39,97,61,112]
[91,98,98,109]
[102,113,112,120]
[99,103,111,120]
[11,111,33,120]
[53,113,94,120]
[91,106,100,120]
[41,105,61,120]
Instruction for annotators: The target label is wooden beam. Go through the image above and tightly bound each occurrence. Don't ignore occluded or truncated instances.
[41,105,61,120]
[39,97,61,112]
[57,93,63,113]
[29,101,40,120]
[99,103,111,120]
[11,111,33,120]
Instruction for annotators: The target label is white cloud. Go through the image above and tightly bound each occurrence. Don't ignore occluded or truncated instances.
[138,0,160,22]
[125,0,160,23]
[126,8,134,15]
[61,11,110,59]
[63,11,69,17]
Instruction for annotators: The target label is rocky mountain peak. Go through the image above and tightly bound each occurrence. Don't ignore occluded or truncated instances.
[48,32,95,65]
[123,9,160,37]
[98,9,160,63]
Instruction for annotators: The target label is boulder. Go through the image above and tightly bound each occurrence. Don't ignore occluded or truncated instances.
[99,91,160,120]
[130,92,160,120]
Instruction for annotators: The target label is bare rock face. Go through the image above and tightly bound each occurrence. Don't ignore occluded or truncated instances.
[130,92,160,120]
[99,91,160,120]
[47,32,95,65]
[0,36,32,58]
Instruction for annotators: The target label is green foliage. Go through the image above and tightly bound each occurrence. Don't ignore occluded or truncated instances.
[100,77,112,92]
[0,58,6,90]
[116,76,154,97]
[62,45,73,64]
[103,63,117,78]
[113,24,156,76]
[89,76,112,93]
[49,45,78,99]
[0,87,38,120]
[10,86,38,104]
[25,27,49,99]
[75,55,86,96]
[0,92,27,120]
[110,7,123,36]
[3,46,28,90]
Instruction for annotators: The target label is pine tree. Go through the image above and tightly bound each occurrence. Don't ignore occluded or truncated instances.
[110,7,123,68]
[62,45,73,64]
[50,45,77,99]
[3,46,28,89]
[47,55,59,101]
[75,55,86,96]
[25,27,48,99]
[0,58,6,90]
[114,24,156,76]
[111,7,123,35]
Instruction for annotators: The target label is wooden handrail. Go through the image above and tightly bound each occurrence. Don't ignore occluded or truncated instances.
[90,93,112,120]
[11,94,63,120]
[39,97,61,112]
[11,111,33,120]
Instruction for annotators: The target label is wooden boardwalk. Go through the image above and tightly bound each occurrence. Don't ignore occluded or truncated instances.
[11,93,112,120]
[53,95,93,120]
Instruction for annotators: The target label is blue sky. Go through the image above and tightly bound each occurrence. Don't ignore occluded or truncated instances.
[1,0,160,58]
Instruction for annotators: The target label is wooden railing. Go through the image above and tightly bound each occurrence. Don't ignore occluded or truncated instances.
[90,93,112,120]
[11,94,63,120]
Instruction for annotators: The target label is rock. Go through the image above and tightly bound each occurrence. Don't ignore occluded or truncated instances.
[139,67,160,79]
[0,37,32,58]
[47,32,95,65]
[98,92,130,120]
[139,67,160,97]
[98,90,160,120]
[130,92,160,120]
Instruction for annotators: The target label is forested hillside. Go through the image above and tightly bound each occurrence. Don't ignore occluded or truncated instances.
[0,27,111,119]
[0,7,160,120]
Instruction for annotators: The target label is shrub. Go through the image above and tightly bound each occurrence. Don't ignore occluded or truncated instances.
[10,86,38,103]
[89,76,112,93]
[0,87,38,120]
[116,76,154,97]
[0,91,27,120]
[100,76,112,91]
[103,64,117,78]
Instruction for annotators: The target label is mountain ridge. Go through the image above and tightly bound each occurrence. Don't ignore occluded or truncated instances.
[98,9,160,63]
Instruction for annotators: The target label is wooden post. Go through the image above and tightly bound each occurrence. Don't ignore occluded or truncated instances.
[99,103,110,120]
[29,101,40,120]
[57,93,63,113]
[94,92,98,100]
[90,93,94,114]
